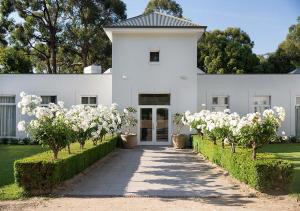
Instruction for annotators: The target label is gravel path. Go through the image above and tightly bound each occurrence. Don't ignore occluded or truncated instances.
[57,147,245,197]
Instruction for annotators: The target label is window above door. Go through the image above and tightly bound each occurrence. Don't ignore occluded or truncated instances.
[139,94,170,105]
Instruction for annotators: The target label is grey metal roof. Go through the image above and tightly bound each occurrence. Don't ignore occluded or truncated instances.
[106,12,206,29]
[289,68,300,74]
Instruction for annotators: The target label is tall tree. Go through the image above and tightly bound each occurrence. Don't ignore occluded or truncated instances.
[198,28,259,74]
[144,0,183,18]
[0,47,32,73]
[1,0,66,73]
[268,17,300,73]
[59,0,126,72]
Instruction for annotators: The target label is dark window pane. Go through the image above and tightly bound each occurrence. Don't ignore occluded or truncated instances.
[41,96,57,104]
[0,96,15,104]
[156,108,168,142]
[150,51,159,62]
[212,97,218,105]
[224,97,229,105]
[81,97,89,104]
[89,97,97,104]
[140,108,152,142]
[139,94,170,105]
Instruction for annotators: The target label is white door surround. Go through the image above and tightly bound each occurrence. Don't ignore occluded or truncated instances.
[137,105,171,145]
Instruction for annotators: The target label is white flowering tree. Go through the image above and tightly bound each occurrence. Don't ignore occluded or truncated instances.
[182,107,286,159]
[18,93,72,159]
[182,110,210,138]
[238,107,286,160]
[18,92,123,158]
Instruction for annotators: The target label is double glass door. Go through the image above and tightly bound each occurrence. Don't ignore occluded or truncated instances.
[139,106,170,145]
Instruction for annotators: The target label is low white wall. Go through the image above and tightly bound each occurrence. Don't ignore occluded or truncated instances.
[0,74,112,138]
[197,74,300,136]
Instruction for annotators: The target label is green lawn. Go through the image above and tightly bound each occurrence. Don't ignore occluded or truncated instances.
[260,143,300,194]
[0,145,47,200]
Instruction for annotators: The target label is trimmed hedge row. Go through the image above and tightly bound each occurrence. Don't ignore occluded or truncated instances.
[14,137,118,194]
[192,135,294,192]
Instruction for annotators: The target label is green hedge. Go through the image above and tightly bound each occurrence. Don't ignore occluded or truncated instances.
[192,135,294,192]
[14,137,118,194]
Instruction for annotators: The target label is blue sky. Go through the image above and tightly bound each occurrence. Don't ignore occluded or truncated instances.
[123,0,299,54]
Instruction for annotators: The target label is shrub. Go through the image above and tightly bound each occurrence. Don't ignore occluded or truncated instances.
[192,135,294,192]
[14,137,118,194]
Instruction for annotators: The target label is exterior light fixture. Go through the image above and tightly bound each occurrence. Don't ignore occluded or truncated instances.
[180,75,187,80]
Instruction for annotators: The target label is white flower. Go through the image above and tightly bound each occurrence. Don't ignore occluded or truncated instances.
[17,121,26,131]
[20,92,26,98]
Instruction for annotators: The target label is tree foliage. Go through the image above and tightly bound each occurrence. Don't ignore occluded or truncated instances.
[1,0,66,73]
[59,0,126,73]
[0,47,32,73]
[0,0,126,73]
[198,28,259,74]
[144,0,183,18]
[264,17,300,73]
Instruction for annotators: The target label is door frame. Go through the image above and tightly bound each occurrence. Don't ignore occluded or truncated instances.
[137,105,171,145]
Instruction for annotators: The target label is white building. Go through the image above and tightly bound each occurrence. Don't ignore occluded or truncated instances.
[0,12,300,145]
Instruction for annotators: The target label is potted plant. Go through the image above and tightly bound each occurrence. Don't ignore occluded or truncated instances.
[172,112,187,149]
[121,107,138,148]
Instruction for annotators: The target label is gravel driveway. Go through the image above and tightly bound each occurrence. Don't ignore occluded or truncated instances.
[57,146,244,197]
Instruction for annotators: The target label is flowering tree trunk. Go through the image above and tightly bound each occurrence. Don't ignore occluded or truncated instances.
[212,137,217,145]
[252,141,257,160]
[231,142,235,153]
[53,149,59,160]
[67,144,71,154]
[221,140,225,148]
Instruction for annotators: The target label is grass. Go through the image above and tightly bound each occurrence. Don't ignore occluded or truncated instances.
[0,138,112,200]
[260,143,300,195]
[0,145,47,200]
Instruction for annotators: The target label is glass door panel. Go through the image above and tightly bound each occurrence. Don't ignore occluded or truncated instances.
[140,108,153,142]
[156,108,169,142]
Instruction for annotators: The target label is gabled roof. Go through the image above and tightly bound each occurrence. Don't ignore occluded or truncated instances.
[289,68,300,74]
[105,12,206,29]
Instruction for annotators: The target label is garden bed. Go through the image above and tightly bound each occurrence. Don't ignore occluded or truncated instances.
[14,137,118,195]
[192,135,294,192]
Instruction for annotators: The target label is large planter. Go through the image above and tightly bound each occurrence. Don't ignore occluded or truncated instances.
[172,134,187,149]
[121,134,138,149]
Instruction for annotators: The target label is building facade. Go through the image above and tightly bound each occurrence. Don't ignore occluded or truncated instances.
[0,12,300,144]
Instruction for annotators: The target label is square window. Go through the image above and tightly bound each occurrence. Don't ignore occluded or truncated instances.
[253,96,271,113]
[41,96,57,105]
[81,97,89,104]
[150,51,159,62]
[81,96,97,106]
[211,96,230,112]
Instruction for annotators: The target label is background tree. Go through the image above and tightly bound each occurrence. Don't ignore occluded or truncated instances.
[0,47,32,73]
[260,17,300,73]
[59,0,126,73]
[198,28,259,74]
[144,0,183,18]
[1,0,66,73]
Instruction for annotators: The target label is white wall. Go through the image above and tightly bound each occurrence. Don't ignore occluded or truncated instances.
[112,31,200,114]
[0,74,112,138]
[198,74,300,136]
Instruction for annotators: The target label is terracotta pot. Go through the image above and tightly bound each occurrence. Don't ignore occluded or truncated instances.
[172,134,187,149]
[121,134,138,149]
